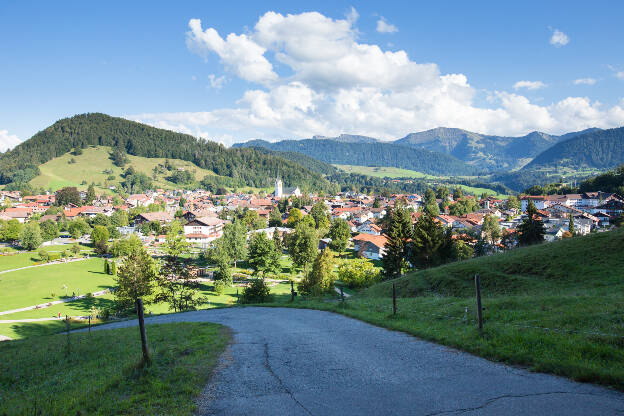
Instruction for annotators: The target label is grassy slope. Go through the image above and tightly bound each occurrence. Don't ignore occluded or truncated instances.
[0,322,229,415]
[334,164,507,196]
[29,145,218,192]
[265,229,624,390]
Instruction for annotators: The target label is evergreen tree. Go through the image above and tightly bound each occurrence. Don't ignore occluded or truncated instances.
[382,205,412,279]
[409,212,453,269]
[517,200,545,246]
[298,247,334,296]
[85,183,96,205]
[568,213,576,235]
[310,202,328,229]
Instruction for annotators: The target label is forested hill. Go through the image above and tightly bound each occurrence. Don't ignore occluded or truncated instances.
[234,139,478,176]
[393,127,599,170]
[0,113,331,190]
[244,146,338,175]
[523,127,624,170]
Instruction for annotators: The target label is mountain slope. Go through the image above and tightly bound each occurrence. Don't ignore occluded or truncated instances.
[234,139,478,176]
[393,127,598,170]
[0,113,331,191]
[523,127,624,170]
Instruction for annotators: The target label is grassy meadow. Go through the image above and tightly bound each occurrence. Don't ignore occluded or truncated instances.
[0,322,229,416]
[28,145,218,193]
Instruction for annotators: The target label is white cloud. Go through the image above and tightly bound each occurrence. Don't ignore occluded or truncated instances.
[573,78,596,85]
[186,18,277,85]
[616,71,624,80]
[129,11,624,146]
[208,74,227,89]
[550,29,569,47]
[513,80,546,91]
[0,130,22,152]
[376,17,398,34]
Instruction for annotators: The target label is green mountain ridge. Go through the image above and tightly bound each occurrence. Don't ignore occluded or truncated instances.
[0,113,332,192]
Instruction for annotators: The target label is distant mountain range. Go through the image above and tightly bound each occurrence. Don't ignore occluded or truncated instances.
[235,139,479,176]
[235,126,623,176]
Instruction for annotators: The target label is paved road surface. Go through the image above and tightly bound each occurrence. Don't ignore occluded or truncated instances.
[88,307,624,415]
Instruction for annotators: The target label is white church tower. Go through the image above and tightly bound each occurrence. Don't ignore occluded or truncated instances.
[275,177,283,198]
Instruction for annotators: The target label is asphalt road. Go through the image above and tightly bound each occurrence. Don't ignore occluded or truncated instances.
[88,307,624,415]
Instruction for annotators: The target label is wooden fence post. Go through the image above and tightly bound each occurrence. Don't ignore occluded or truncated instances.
[88,315,91,333]
[136,298,150,364]
[474,274,483,333]
[340,285,345,303]
[392,283,397,315]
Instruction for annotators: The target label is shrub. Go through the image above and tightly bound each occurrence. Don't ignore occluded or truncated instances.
[38,249,50,263]
[337,258,381,289]
[213,280,226,295]
[240,278,274,304]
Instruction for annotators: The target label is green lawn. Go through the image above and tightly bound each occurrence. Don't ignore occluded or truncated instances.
[0,322,229,415]
[0,244,91,272]
[261,229,624,390]
[0,258,114,311]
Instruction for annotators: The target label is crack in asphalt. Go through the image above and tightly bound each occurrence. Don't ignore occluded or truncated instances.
[425,391,605,415]
[263,342,314,416]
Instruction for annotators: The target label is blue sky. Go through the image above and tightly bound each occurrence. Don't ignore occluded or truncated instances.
[1,0,623,149]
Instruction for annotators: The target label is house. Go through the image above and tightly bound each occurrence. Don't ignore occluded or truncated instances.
[135,211,174,225]
[356,222,382,235]
[274,178,301,198]
[247,226,293,240]
[352,233,388,260]
[2,207,32,223]
[127,194,154,208]
[183,216,227,247]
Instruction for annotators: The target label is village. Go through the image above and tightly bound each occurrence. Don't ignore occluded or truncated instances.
[1,176,622,260]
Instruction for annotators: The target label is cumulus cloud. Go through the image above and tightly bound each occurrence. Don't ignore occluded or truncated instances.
[513,80,546,91]
[550,29,569,47]
[0,130,22,152]
[573,78,597,85]
[129,11,624,146]
[376,17,398,33]
[616,71,624,80]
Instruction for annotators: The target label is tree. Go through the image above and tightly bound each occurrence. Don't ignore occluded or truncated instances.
[156,233,205,312]
[68,219,90,239]
[111,148,129,167]
[382,205,412,279]
[0,219,22,242]
[222,221,247,267]
[55,187,81,206]
[240,278,273,304]
[85,183,96,205]
[451,240,474,261]
[20,222,43,250]
[287,208,303,227]
[481,214,501,245]
[436,186,450,201]
[517,200,545,246]
[310,202,328,229]
[110,234,143,257]
[40,219,59,241]
[328,218,350,256]
[453,188,464,200]
[91,225,109,245]
[248,232,281,276]
[288,222,318,272]
[505,195,520,211]
[115,247,157,310]
[268,207,283,227]
[213,257,233,287]
[298,247,334,296]
[568,213,576,235]
[409,212,453,269]
[71,243,81,256]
